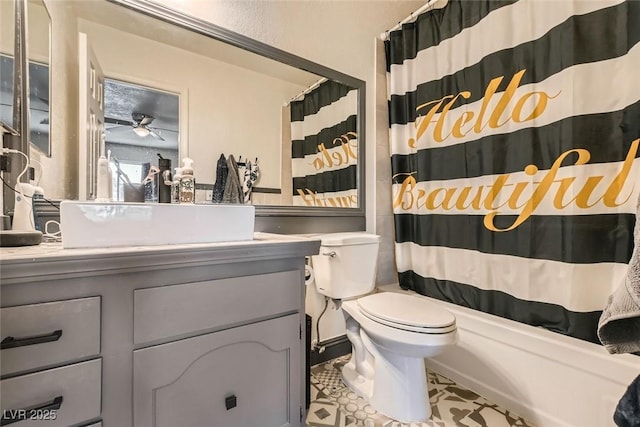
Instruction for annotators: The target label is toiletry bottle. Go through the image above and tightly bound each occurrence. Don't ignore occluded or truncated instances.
[172,167,183,204]
[157,154,172,203]
[143,165,159,202]
[179,158,195,203]
[95,154,111,202]
[107,150,114,201]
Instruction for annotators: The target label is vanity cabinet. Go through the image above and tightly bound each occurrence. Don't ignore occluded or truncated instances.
[0,235,320,427]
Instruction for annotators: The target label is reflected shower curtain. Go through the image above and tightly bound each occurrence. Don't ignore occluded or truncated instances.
[385,0,640,342]
[290,80,358,207]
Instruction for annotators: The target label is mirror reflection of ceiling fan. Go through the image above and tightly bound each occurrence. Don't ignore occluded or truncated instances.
[33,96,50,125]
[105,112,165,141]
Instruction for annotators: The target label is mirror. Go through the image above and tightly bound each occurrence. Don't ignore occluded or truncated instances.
[104,78,180,202]
[0,0,15,132]
[27,0,51,156]
[40,0,364,212]
[0,0,50,153]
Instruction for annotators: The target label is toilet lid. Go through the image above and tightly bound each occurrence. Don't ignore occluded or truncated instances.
[357,293,456,333]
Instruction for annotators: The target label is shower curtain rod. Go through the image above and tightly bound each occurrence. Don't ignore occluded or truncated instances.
[284,77,328,107]
[379,0,444,41]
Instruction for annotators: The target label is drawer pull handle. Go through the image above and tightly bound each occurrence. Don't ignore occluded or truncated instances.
[225,395,237,410]
[0,395,63,425]
[0,330,63,350]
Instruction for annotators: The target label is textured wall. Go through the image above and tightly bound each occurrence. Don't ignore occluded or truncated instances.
[374,38,396,287]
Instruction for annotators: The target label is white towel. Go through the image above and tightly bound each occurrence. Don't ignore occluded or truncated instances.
[598,193,640,354]
[243,160,260,204]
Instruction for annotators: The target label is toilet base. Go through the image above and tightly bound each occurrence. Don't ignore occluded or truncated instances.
[341,331,432,423]
[368,343,431,422]
[341,357,372,400]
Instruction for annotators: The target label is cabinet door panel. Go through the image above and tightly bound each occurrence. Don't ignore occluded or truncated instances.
[134,314,301,427]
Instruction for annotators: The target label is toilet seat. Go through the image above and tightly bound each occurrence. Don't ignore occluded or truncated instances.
[357,293,456,334]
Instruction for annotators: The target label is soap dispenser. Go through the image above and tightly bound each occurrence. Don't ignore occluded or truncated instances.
[172,167,183,204]
[157,154,172,203]
[179,158,195,203]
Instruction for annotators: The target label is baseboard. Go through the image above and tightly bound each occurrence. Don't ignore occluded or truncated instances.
[310,335,350,366]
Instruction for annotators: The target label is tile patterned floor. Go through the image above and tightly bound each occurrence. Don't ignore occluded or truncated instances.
[307,355,536,427]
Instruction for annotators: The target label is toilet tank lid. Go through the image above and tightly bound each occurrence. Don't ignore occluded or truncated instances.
[316,232,380,246]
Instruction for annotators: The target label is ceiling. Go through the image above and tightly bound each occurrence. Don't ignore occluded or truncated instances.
[72,0,321,89]
[104,78,179,150]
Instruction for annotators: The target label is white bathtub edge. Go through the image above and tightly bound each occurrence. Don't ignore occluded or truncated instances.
[377,284,639,427]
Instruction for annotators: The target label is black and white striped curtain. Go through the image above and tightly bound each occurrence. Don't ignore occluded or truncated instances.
[291,80,358,207]
[386,0,640,343]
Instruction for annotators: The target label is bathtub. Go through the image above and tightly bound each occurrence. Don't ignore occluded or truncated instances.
[378,284,639,427]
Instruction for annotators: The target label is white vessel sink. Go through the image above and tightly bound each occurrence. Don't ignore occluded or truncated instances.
[60,201,255,249]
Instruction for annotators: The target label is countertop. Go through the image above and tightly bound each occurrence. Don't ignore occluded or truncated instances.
[0,232,321,284]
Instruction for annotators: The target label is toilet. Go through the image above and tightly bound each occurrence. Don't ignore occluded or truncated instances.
[311,232,457,422]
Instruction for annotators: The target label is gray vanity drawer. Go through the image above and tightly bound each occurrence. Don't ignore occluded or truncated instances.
[134,270,301,344]
[0,358,102,427]
[0,297,101,376]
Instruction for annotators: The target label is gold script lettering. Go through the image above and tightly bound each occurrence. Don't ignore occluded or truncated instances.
[409,69,561,146]
[311,133,358,172]
[297,188,357,208]
[392,139,640,231]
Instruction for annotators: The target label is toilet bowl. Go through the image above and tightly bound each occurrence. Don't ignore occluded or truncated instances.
[341,293,457,421]
[311,232,458,422]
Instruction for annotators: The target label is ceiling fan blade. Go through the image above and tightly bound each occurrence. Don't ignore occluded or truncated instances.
[149,129,165,141]
[30,95,49,109]
[106,117,133,126]
[106,125,133,134]
[139,116,154,126]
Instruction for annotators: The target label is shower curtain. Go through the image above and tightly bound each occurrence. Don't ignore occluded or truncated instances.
[386,0,640,343]
[290,80,358,207]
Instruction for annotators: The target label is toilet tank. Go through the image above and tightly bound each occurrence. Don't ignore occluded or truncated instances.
[311,232,380,300]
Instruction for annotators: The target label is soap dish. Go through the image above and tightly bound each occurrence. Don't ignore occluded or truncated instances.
[0,230,43,247]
